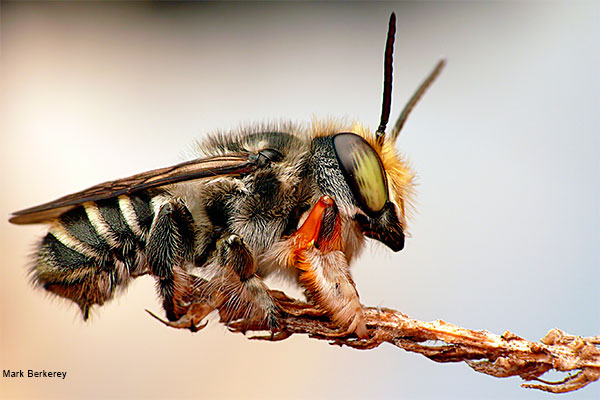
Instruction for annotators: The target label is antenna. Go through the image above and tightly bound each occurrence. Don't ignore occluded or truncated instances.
[375,12,396,147]
[390,58,446,142]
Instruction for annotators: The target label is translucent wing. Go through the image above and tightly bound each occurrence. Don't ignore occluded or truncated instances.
[10,153,259,225]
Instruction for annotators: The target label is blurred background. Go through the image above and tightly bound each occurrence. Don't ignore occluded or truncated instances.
[1,2,598,399]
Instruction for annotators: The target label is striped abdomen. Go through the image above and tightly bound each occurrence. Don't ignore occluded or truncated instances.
[34,194,156,319]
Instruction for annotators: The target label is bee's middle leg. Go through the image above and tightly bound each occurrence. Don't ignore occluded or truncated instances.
[212,234,279,330]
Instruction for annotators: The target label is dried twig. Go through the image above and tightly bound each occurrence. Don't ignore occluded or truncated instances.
[151,288,600,394]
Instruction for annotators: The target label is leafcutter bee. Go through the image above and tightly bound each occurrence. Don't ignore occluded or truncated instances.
[10,13,444,337]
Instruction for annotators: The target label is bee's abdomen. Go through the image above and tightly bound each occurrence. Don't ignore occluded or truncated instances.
[33,194,155,319]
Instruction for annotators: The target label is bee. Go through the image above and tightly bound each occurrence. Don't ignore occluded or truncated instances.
[10,13,444,337]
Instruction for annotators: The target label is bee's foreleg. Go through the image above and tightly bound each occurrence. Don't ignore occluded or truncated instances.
[211,234,279,330]
[146,198,196,322]
[290,196,368,338]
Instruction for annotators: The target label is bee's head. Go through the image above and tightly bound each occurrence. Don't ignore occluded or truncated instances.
[310,128,414,252]
[309,12,444,252]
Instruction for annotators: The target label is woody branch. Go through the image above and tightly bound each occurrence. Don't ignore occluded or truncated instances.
[222,290,600,394]
[147,271,599,395]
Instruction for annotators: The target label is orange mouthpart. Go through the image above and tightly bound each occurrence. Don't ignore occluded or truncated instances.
[293,195,342,253]
[294,195,333,249]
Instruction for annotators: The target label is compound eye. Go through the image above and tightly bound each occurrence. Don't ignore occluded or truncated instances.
[333,133,389,217]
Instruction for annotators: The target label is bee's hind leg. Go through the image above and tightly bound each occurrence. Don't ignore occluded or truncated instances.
[146,198,198,323]
[211,234,279,331]
[146,271,216,332]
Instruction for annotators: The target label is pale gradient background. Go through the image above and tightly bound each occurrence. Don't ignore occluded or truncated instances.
[1,2,598,399]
